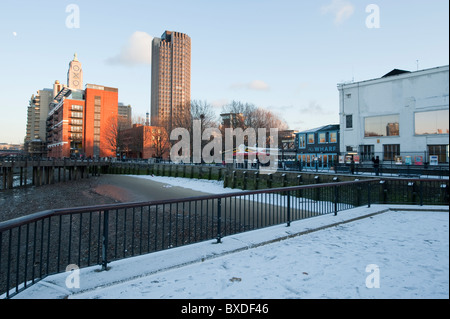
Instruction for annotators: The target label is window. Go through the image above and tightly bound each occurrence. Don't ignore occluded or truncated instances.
[415,110,449,135]
[365,114,399,137]
[428,145,449,163]
[307,133,315,144]
[329,132,337,143]
[383,144,400,161]
[319,132,326,143]
[298,134,306,149]
[359,145,374,162]
[346,115,353,129]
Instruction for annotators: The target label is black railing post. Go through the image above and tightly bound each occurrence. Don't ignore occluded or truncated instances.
[334,185,338,216]
[419,181,424,206]
[368,182,371,208]
[216,198,222,243]
[101,210,109,271]
[287,192,291,226]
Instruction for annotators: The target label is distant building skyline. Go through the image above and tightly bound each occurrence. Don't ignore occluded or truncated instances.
[151,31,191,130]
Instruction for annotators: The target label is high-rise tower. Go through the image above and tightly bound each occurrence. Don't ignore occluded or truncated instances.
[67,53,83,90]
[151,31,191,131]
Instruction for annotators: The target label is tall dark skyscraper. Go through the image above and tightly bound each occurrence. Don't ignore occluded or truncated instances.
[151,31,191,131]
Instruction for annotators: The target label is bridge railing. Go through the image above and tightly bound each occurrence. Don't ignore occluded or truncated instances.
[1,178,448,298]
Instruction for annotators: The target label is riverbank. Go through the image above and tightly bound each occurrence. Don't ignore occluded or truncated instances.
[0,174,217,223]
[0,176,118,222]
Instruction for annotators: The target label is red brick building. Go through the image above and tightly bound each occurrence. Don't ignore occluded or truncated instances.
[84,84,118,158]
[47,84,118,158]
[120,124,170,160]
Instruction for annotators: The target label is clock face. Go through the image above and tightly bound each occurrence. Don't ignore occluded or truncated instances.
[73,65,80,72]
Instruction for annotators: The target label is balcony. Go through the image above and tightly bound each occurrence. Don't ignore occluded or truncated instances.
[70,120,83,126]
[70,112,83,119]
[69,134,83,141]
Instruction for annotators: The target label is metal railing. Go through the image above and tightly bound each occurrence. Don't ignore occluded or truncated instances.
[1,178,448,298]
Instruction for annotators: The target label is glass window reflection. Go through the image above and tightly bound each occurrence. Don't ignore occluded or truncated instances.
[365,114,399,137]
[415,110,449,135]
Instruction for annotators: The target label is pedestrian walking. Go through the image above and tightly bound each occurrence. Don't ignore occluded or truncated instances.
[372,156,380,176]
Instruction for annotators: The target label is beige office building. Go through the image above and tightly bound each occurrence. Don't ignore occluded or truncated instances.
[24,88,54,156]
[151,31,191,131]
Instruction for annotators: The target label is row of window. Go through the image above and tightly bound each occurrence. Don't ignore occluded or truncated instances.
[356,144,448,163]
[345,109,449,137]
[94,96,101,156]
[298,131,338,148]
[71,105,83,111]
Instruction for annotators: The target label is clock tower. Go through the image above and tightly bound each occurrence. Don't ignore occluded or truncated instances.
[67,53,83,90]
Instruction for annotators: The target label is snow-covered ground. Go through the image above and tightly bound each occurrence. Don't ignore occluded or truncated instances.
[131,174,243,194]
[10,176,449,300]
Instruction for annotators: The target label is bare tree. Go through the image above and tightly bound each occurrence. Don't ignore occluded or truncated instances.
[219,100,289,149]
[104,116,129,157]
[191,100,218,128]
[151,127,171,159]
[220,100,256,129]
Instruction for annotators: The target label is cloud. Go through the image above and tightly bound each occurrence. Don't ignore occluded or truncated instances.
[271,105,294,112]
[12,31,17,37]
[248,80,270,91]
[230,80,270,91]
[106,31,153,66]
[321,0,355,25]
[299,101,326,114]
[298,82,309,90]
[211,98,229,109]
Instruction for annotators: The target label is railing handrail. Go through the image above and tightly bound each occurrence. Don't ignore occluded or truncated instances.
[0,179,379,232]
[1,177,446,232]
[1,177,447,298]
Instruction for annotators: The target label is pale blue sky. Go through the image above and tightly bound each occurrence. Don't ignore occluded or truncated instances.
[0,0,448,144]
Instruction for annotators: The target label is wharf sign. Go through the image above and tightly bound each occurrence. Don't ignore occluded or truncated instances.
[306,145,337,153]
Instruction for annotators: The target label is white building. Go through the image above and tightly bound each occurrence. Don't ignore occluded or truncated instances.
[337,65,449,165]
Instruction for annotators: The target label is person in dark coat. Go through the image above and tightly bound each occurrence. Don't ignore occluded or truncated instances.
[372,156,380,176]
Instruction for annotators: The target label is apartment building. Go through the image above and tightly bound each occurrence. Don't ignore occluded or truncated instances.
[46,84,118,158]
